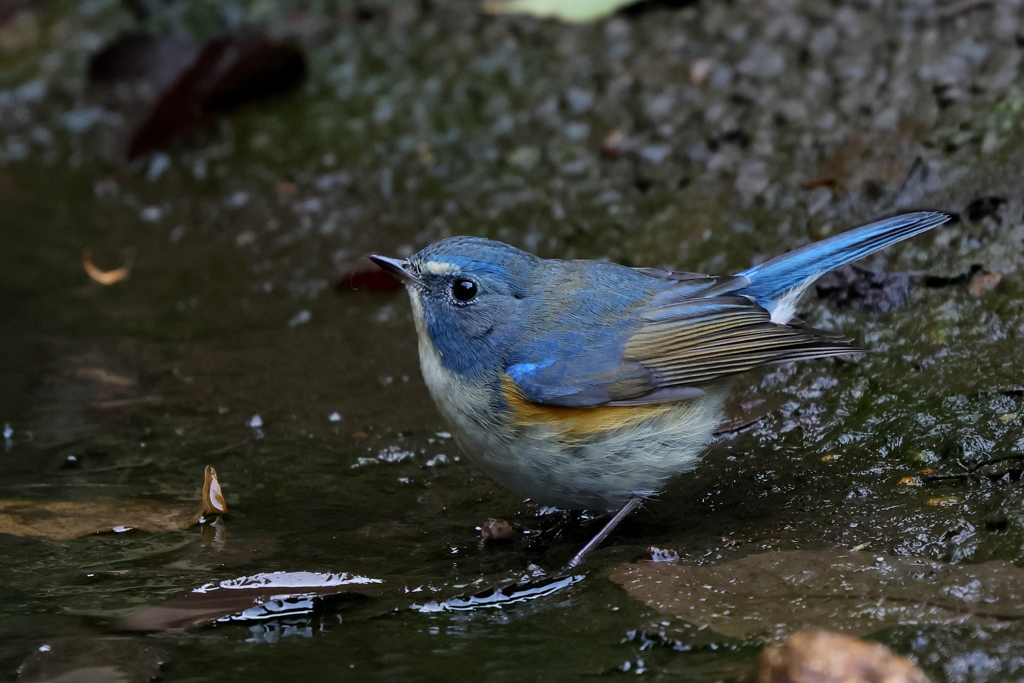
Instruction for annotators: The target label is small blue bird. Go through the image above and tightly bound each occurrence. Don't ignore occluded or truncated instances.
[370,211,951,567]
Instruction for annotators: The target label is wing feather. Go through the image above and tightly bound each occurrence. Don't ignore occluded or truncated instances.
[507,269,858,408]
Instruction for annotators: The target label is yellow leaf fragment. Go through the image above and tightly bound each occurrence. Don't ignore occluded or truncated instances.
[83,248,133,285]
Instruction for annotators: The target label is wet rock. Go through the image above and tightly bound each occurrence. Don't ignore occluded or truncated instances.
[755,630,931,683]
[608,549,1024,641]
[815,265,912,313]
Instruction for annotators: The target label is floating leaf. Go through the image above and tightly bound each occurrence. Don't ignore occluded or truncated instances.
[119,571,381,631]
[608,549,1024,641]
[482,0,639,22]
[0,466,226,540]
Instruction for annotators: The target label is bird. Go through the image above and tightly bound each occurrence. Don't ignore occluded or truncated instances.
[370,211,951,568]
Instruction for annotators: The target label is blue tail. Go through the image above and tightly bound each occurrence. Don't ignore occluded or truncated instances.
[736,211,951,311]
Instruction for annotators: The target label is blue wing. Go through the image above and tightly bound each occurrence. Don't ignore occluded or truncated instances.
[507,269,853,408]
[505,211,951,409]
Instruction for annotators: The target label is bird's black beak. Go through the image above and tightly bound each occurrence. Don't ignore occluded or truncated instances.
[369,255,424,287]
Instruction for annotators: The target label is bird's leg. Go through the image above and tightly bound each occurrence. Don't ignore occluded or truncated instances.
[564,496,643,570]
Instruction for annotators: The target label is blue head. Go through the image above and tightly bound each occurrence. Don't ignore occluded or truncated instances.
[371,237,541,380]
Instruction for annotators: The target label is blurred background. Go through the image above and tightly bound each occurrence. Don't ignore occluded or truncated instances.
[2,0,1024,681]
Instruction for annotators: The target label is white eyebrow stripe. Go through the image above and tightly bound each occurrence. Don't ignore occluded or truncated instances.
[422,261,461,275]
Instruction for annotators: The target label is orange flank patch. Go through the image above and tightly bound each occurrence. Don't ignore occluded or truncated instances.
[501,375,671,438]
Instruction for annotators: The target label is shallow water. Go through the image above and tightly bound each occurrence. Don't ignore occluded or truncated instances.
[3,0,1024,681]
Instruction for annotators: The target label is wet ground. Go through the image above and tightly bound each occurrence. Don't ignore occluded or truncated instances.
[2,0,1024,681]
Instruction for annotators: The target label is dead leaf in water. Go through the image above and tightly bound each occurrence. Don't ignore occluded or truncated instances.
[608,549,1024,641]
[127,33,306,159]
[119,571,381,631]
[0,466,226,540]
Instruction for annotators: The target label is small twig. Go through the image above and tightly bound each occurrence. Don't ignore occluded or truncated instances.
[923,454,1024,482]
[938,0,993,20]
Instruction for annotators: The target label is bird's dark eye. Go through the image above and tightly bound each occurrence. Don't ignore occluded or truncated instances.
[451,278,478,303]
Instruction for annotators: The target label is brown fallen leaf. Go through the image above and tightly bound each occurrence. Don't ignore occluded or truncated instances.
[756,630,931,683]
[82,249,133,285]
[608,549,1024,642]
[127,33,306,158]
[0,465,226,540]
[119,571,381,631]
[200,464,227,517]
[968,272,1002,296]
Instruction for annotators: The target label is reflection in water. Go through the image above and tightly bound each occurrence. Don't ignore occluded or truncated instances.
[413,574,584,613]
[194,571,381,593]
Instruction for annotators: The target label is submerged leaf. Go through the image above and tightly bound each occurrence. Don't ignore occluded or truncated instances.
[0,466,226,540]
[608,549,1024,641]
[119,571,381,631]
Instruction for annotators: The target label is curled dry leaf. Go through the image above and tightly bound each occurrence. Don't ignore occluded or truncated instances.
[608,549,1024,642]
[756,630,931,683]
[199,465,227,518]
[119,571,381,631]
[0,465,226,540]
[82,249,132,285]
